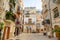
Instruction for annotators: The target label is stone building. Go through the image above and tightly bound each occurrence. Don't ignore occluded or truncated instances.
[36,11,44,33]
[0,0,5,23]
[0,0,5,40]
[23,7,36,33]
[42,0,60,36]
[2,0,16,40]
[23,7,44,33]
[2,0,24,39]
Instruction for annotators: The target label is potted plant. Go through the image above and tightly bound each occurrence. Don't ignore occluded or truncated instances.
[52,27,60,40]
[0,22,4,31]
[5,10,16,22]
[0,22,4,40]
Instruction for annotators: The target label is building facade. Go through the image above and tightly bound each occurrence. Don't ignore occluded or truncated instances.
[23,7,36,33]
[0,0,5,40]
[2,0,16,40]
[42,0,60,37]
[2,0,24,39]
[36,11,44,33]
[0,0,5,23]
[14,0,23,36]
[23,7,44,33]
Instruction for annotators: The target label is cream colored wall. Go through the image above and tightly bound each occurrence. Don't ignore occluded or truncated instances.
[0,0,5,33]
[23,25,27,32]
[23,7,36,32]
[24,7,36,14]
[4,0,10,11]
[1,21,15,39]
[36,12,45,33]
[42,0,60,28]
[49,0,60,28]
[10,22,15,38]
[42,0,49,19]
[0,0,5,22]
[0,0,6,38]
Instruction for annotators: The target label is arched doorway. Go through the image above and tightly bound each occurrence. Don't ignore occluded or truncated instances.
[26,26,32,33]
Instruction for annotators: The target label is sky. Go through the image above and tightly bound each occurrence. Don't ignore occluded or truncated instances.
[23,0,42,11]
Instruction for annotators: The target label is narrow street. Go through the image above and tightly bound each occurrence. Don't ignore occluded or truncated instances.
[9,33,57,40]
[0,0,60,40]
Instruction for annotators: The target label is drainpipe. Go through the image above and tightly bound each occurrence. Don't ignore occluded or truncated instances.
[48,0,53,37]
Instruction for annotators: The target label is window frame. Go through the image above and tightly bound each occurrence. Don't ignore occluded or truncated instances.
[53,7,59,18]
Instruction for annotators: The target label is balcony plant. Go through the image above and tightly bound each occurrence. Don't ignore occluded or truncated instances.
[9,0,15,7]
[0,22,4,40]
[0,22,4,31]
[5,10,16,22]
[52,26,60,40]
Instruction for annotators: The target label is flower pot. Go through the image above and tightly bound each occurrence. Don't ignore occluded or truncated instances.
[55,32,60,40]
[58,37,60,40]
[55,32,60,37]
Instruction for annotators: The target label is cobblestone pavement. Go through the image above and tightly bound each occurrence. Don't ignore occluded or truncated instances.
[9,33,57,40]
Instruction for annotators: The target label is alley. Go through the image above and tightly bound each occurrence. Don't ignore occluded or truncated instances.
[0,0,60,40]
[9,33,57,40]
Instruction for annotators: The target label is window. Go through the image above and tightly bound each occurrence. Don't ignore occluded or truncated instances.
[53,0,56,3]
[45,5,47,8]
[53,7,59,18]
[28,18,32,23]
[26,12,30,15]
[18,6,20,11]
[25,12,30,17]
[45,15,49,19]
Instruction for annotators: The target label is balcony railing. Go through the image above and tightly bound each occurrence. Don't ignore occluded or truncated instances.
[53,0,60,4]
[25,22,35,25]
[24,21,35,25]
[42,19,50,25]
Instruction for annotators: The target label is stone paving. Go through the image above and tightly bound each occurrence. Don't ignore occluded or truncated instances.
[9,33,57,40]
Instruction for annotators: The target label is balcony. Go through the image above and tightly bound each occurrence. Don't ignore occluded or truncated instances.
[5,11,16,22]
[42,19,50,25]
[43,8,48,13]
[53,0,60,4]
